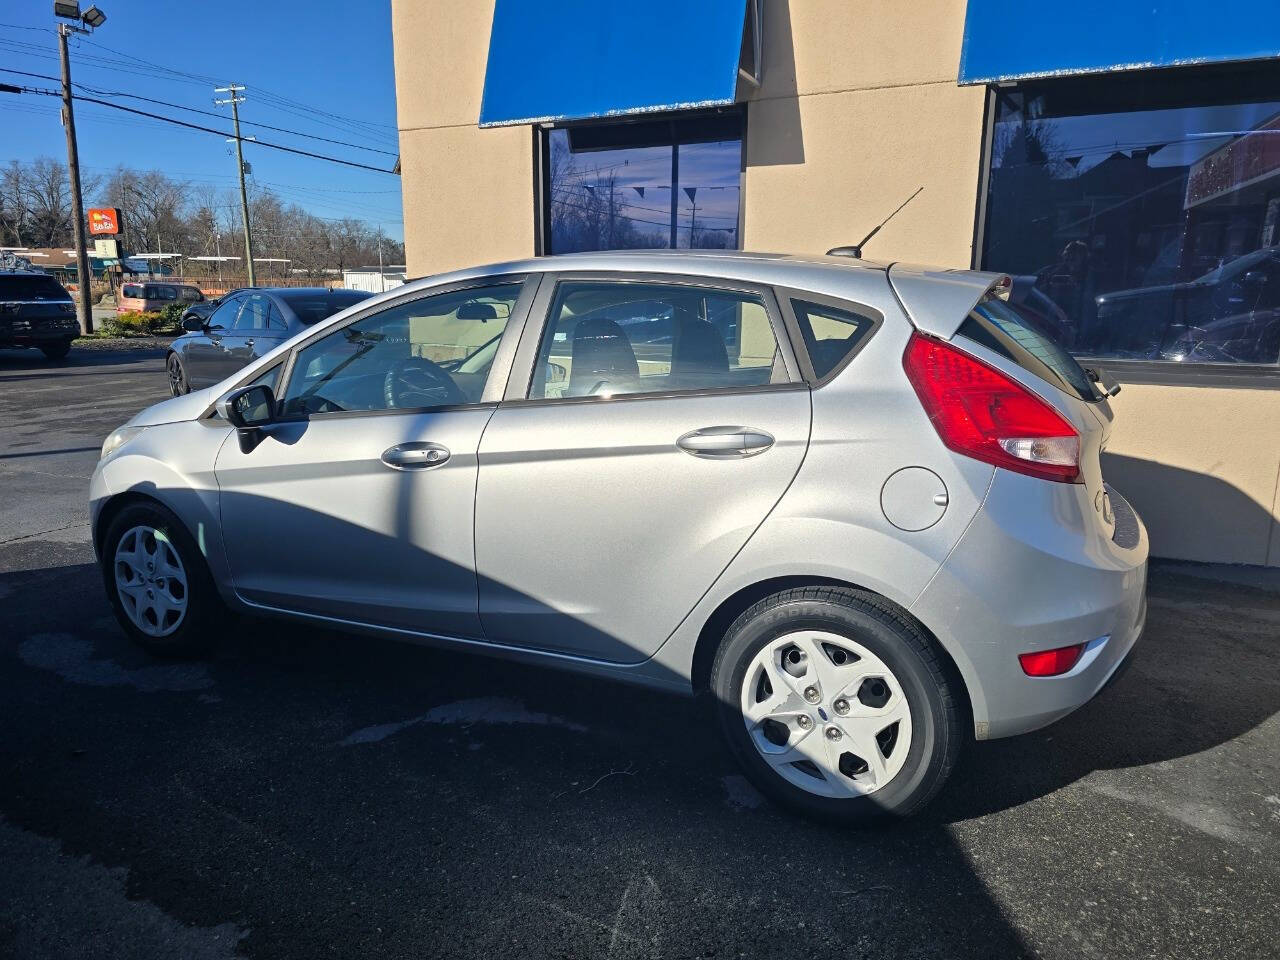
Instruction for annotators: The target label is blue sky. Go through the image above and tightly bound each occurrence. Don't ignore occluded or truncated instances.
[1,0,404,241]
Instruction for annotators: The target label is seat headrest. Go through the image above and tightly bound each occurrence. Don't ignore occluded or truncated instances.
[567,316,639,395]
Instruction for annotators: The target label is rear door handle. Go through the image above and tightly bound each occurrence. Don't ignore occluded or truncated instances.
[381,442,451,470]
[676,426,774,458]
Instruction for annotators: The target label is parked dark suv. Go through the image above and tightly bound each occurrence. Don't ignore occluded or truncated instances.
[0,272,79,360]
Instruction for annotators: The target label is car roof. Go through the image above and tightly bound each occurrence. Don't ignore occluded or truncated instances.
[392,250,1004,335]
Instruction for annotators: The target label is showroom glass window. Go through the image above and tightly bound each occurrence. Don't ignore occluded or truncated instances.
[544,113,743,253]
[979,68,1280,365]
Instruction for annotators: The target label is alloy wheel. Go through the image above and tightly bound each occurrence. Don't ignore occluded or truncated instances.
[167,355,185,396]
[113,525,189,637]
[740,631,913,798]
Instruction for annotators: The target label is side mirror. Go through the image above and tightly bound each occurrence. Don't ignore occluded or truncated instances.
[220,384,275,429]
[181,316,206,332]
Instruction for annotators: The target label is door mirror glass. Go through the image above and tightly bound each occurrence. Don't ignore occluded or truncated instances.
[181,316,206,332]
[220,384,276,429]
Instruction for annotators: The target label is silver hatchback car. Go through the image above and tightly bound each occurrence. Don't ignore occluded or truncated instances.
[91,251,1147,821]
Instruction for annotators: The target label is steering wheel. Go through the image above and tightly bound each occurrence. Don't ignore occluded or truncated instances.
[383,356,467,408]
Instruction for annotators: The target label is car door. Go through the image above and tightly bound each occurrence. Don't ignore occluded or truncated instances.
[474,274,812,664]
[184,294,242,388]
[213,276,536,637]
[222,292,281,372]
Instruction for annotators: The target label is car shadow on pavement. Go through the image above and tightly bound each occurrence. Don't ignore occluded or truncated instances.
[2,544,1278,957]
[0,553,1031,958]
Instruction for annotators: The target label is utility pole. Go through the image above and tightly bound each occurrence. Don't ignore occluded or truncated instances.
[376,226,385,292]
[215,84,255,286]
[58,23,93,334]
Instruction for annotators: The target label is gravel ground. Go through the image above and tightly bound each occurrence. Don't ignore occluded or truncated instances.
[1,346,1277,960]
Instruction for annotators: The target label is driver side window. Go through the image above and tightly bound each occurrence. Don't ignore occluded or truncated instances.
[278,282,521,416]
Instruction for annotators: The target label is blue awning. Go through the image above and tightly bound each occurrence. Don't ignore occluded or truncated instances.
[959,0,1280,84]
[479,0,756,127]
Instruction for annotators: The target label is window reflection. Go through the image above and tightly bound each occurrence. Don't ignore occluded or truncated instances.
[547,121,741,254]
[982,78,1280,365]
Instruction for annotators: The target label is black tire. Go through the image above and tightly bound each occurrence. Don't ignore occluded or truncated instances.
[167,352,189,396]
[100,500,222,658]
[40,339,73,361]
[710,586,963,823]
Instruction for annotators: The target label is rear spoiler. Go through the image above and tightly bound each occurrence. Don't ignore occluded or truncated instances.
[886,263,1010,339]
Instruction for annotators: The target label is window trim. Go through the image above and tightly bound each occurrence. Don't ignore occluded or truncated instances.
[971,71,1280,387]
[774,287,885,387]
[502,270,802,405]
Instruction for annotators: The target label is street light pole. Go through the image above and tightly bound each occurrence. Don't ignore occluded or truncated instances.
[57,23,93,335]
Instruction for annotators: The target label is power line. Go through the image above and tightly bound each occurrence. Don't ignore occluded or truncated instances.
[0,67,397,156]
[5,83,397,175]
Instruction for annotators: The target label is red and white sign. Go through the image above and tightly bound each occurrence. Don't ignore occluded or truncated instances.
[88,207,121,235]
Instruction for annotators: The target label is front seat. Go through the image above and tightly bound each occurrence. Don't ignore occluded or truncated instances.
[670,317,729,388]
[567,317,639,396]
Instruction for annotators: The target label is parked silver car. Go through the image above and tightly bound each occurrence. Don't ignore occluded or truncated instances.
[90,251,1147,821]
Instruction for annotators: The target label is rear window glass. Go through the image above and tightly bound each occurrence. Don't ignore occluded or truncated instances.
[279,290,370,324]
[0,274,72,301]
[960,297,1098,402]
[790,299,879,379]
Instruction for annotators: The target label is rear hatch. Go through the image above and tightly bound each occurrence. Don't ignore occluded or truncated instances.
[0,273,78,339]
[890,264,1121,543]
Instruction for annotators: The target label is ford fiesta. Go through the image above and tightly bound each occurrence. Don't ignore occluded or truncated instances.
[90,251,1147,821]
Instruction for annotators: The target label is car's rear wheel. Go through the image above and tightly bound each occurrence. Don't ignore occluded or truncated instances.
[167,352,189,396]
[41,338,73,361]
[710,586,962,822]
[100,501,222,657]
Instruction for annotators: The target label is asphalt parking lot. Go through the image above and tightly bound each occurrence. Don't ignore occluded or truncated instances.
[1,343,1278,960]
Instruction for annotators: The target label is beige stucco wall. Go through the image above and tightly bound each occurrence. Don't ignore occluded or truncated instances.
[741,0,985,267]
[391,0,1280,566]
[1103,385,1280,566]
[392,0,532,275]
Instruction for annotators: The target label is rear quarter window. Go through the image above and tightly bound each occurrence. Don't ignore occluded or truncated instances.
[790,298,879,380]
[122,284,143,299]
[959,297,1097,402]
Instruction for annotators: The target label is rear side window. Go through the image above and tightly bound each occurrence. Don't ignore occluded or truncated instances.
[790,299,878,379]
[960,297,1097,402]
[0,275,72,301]
[529,281,786,400]
[122,284,143,299]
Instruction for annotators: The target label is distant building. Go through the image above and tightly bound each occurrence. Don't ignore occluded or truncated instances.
[342,269,406,293]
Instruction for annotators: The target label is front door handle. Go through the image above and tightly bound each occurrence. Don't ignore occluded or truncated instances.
[244,337,254,349]
[676,426,774,458]
[381,442,451,470]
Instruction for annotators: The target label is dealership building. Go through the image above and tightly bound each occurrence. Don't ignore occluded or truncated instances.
[391,0,1280,567]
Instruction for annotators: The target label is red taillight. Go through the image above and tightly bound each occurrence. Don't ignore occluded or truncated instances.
[902,332,1081,483]
[1018,643,1086,677]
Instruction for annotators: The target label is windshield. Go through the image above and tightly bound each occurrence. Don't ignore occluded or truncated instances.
[0,274,72,301]
[279,290,370,324]
[960,297,1098,402]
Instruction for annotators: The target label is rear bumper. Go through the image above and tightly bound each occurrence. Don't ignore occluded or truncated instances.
[910,470,1149,740]
[0,319,78,346]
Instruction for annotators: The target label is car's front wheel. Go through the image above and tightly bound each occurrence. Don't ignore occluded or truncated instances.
[100,501,222,657]
[167,352,189,396]
[711,586,963,822]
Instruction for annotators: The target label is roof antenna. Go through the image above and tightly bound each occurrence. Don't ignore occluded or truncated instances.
[827,186,924,259]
